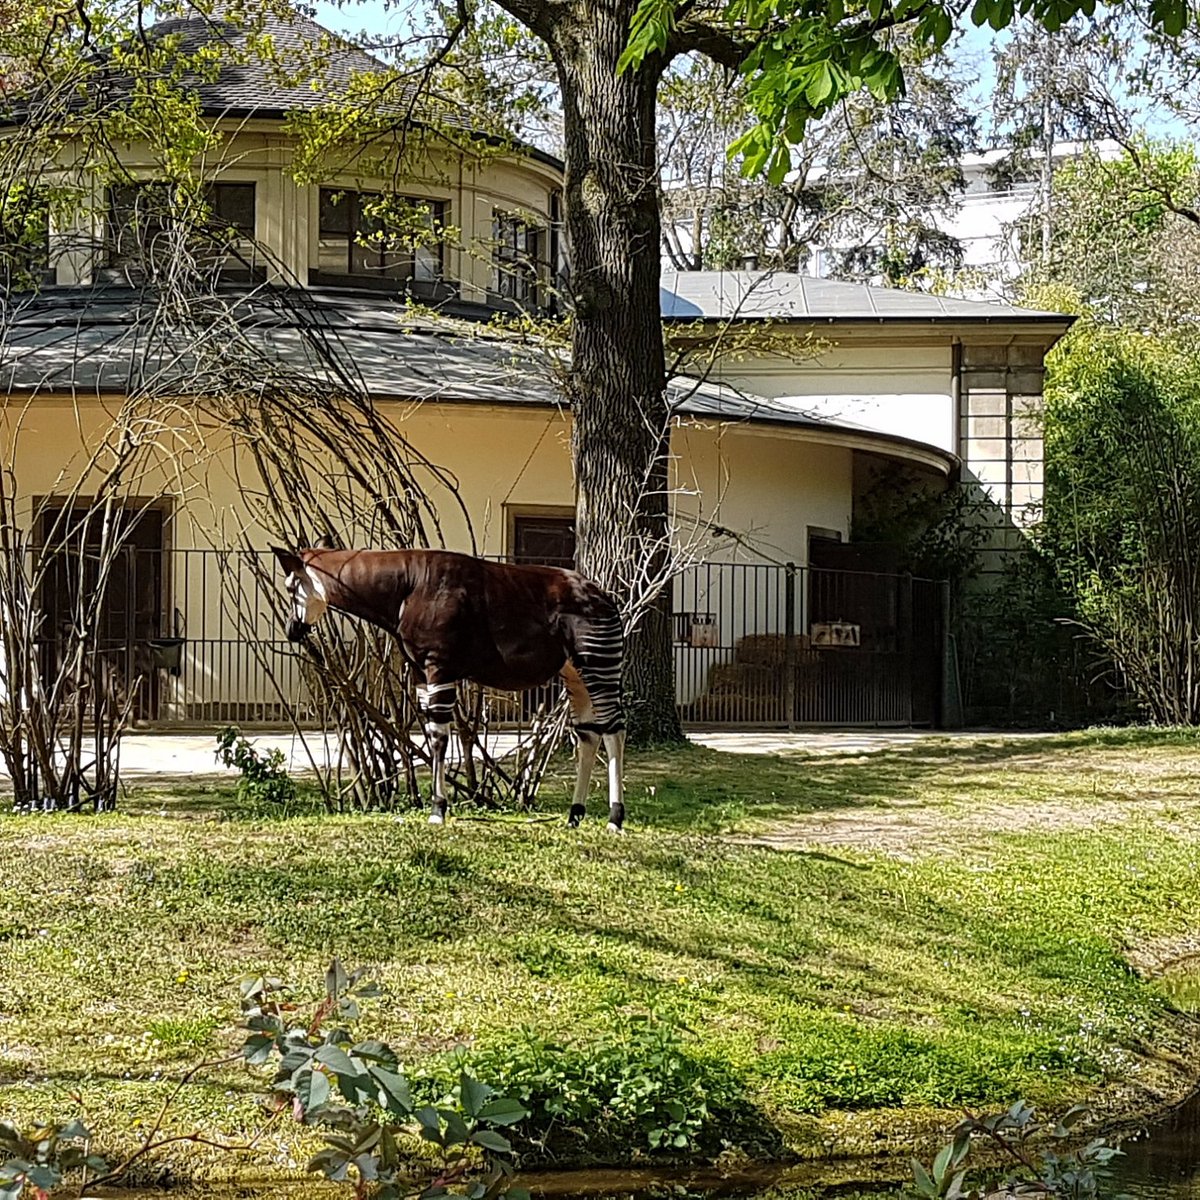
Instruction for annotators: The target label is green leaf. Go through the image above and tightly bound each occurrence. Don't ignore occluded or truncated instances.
[933,1143,955,1185]
[459,1073,492,1118]
[243,1033,274,1065]
[477,1098,528,1125]
[470,1129,513,1154]
[371,1065,413,1115]
[442,1108,471,1146]
[415,1106,443,1144]
[314,1044,356,1077]
[325,958,349,1000]
[618,0,677,73]
[352,1039,397,1065]
[296,1066,331,1112]
[912,1158,936,1199]
[25,1166,58,1190]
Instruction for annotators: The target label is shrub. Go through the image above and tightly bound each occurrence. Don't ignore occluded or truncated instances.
[214,726,297,807]
[447,1016,762,1159]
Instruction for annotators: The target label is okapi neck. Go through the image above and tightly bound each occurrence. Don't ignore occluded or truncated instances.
[304,549,415,633]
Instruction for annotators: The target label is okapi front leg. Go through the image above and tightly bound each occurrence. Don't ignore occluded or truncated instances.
[420,680,456,825]
[562,663,600,827]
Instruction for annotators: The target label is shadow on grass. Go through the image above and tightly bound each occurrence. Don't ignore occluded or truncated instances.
[110,725,1200,834]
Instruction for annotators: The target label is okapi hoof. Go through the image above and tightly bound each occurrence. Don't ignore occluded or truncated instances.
[606,821,624,835]
[428,812,445,826]
[567,804,586,829]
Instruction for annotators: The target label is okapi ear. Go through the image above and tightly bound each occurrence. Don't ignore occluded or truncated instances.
[271,545,305,576]
[316,531,338,550]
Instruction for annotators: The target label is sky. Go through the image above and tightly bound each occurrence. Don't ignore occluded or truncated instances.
[303,0,1187,147]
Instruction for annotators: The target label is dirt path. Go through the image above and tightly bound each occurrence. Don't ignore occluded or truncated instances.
[729,739,1200,859]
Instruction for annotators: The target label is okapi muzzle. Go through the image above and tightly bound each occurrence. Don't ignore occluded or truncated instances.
[286,618,313,643]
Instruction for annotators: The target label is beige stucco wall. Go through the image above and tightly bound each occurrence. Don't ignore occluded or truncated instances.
[2,397,852,557]
[701,339,956,453]
[1,391,867,716]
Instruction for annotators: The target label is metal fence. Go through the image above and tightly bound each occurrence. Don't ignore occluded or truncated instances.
[29,548,948,729]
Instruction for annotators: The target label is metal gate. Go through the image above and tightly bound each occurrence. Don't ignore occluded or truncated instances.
[673,562,947,728]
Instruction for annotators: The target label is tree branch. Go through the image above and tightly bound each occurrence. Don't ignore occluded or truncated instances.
[670,1,939,69]
[491,0,566,43]
[668,17,752,67]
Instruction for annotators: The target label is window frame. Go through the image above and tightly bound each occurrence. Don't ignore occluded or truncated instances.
[311,187,451,297]
[505,504,575,567]
[102,180,260,283]
[489,209,547,312]
[0,188,53,290]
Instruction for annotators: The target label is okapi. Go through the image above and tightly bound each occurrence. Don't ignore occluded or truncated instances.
[271,547,627,829]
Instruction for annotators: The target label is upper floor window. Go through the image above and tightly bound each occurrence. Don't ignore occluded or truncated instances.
[491,210,545,309]
[105,181,257,282]
[0,185,52,291]
[315,189,445,292]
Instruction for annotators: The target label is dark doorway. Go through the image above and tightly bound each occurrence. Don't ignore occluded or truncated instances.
[37,502,169,721]
[508,510,575,719]
[511,511,575,567]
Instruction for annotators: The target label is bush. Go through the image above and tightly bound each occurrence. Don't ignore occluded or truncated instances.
[1039,323,1200,723]
[445,1016,766,1160]
[215,726,297,807]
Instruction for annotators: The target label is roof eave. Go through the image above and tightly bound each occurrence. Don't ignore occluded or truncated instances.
[663,312,1078,328]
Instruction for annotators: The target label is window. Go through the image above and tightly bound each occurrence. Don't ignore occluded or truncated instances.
[315,188,444,290]
[491,210,544,308]
[549,189,568,314]
[105,181,257,280]
[107,182,172,271]
[207,182,255,239]
[508,509,574,567]
[0,186,51,290]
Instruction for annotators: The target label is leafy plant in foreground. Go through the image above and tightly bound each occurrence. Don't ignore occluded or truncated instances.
[456,1014,749,1157]
[0,1118,106,1200]
[215,725,297,807]
[241,960,530,1200]
[0,962,528,1199]
[911,1102,1126,1200]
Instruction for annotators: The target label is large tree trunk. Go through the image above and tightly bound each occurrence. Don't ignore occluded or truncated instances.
[547,2,683,745]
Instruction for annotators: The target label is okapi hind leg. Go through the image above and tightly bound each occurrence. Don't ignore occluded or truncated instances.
[603,729,626,832]
[561,663,600,827]
[420,680,456,825]
[562,658,626,832]
[570,729,600,828]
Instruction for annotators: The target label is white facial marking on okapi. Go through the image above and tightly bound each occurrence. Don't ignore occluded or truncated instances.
[271,546,627,829]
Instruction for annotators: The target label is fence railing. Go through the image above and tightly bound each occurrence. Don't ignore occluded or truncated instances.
[24,548,948,729]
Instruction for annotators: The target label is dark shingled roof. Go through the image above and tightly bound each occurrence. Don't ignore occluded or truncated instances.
[9,4,561,167]
[136,6,462,123]
[0,287,956,468]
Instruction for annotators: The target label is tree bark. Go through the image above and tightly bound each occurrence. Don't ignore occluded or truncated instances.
[545,0,684,744]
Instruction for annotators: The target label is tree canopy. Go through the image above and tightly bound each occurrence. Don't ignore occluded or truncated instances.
[620,0,1199,182]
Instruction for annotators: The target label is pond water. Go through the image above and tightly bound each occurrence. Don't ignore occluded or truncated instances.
[1113,1089,1200,1200]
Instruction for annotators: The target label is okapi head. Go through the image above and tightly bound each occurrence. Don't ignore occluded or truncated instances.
[272,547,328,642]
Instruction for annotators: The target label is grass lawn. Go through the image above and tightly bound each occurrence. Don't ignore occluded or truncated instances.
[3,728,1200,1182]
